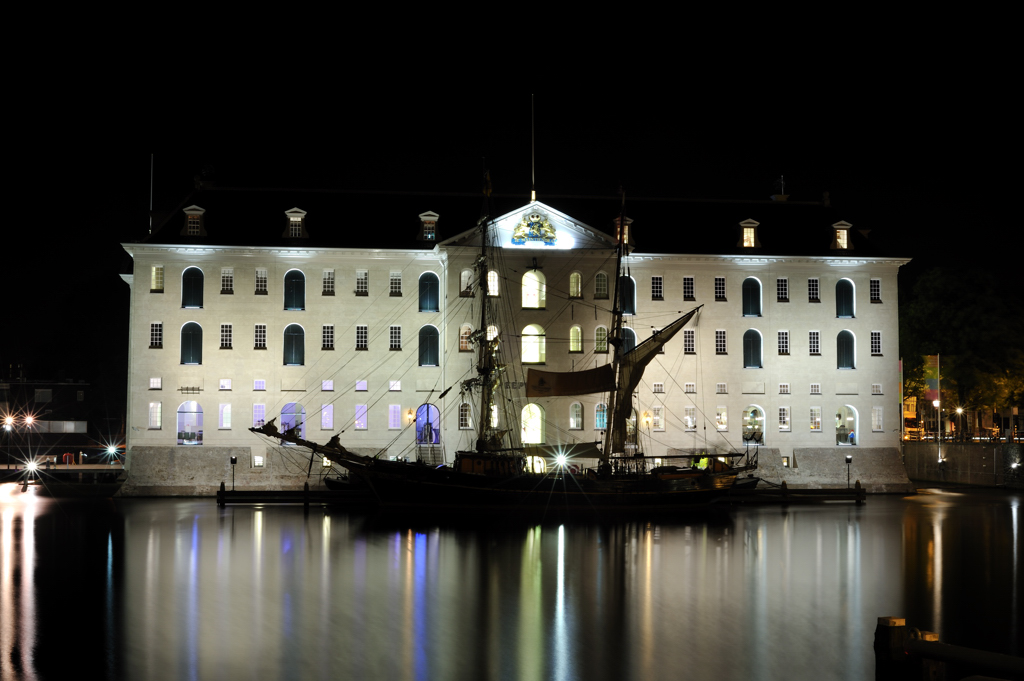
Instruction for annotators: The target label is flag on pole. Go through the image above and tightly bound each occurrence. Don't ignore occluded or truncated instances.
[924,355,940,402]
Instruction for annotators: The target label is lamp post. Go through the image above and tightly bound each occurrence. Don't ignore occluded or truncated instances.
[845,454,852,489]
[956,407,964,442]
[3,416,12,469]
[933,399,942,463]
[230,455,237,491]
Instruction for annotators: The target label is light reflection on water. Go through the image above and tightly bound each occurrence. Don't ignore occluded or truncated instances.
[0,484,1021,681]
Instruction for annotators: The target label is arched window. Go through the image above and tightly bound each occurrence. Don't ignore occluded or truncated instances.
[419,272,440,312]
[743,329,762,368]
[595,403,607,429]
[486,325,498,341]
[743,406,765,445]
[176,401,203,445]
[459,324,473,352]
[569,402,583,430]
[595,326,608,353]
[619,276,636,315]
[487,271,499,297]
[522,324,546,363]
[281,403,306,440]
[837,330,855,369]
[623,328,637,353]
[521,404,545,444]
[742,278,761,316]
[569,272,582,298]
[595,273,609,299]
[460,269,473,297]
[569,325,582,352]
[419,325,439,366]
[180,322,202,365]
[283,324,304,365]
[836,405,858,445]
[416,404,440,444]
[181,267,204,308]
[284,270,305,310]
[836,279,855,318]
[459,403,472,429]
[522,271,546,308]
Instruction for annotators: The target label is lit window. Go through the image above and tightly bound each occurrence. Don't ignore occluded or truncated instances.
[389,326,401,351]
[255,268,268,295]
[779,407,790,431]
[253,404,266,427]
[487,326,498,341]
[355,380,367,391]
[569,272,582,298]
[871,331,882,355]
[595,326,608,353]
[487,271,499,297]
[322,380,334,391]
[254,324,267,349]
[459,325,473,352]
[389,380,401,391]
[321,405,334,430]
[595,404,607,429]
[521,404,544,444]
[522,271,546,309]
[221,268,234,294]
[743,227,755,247]
[459,403,472,429]
[651,275,664,300]
[354,405,367,430]
[715,330,727,354]
[289,216,303,238]
[151,266,164,293]
[779,383,790,394]
[652,406,664,431]
[356,325,368,350]
[683,276,694,300]
[323,270,335,295]
[253,455,264,468]
[388,405,401,429]
[809,331,820,355]
[219,378,231,390]
[653,382,664,393]
[322,325,335,351]
[810,407,822,431]
[219,404,231,429]
[149,377,162,390]
[684,406,696,430]
[390,272,402,296]
[872,407,883,432]
[714,277,726,301]
[569,326,582,352]
[684,382,696,393]
[808,278,819,302]
[569,403,583,430]
[870,279,881,303]
[148,402,161,429]
[595,273,609,299]
[716,406,728,431]
[254,380,266,391]
[522,324,546,363]
[176,401,203,445]
[777,278,788,302]
[684,329,695,354]
[778,330,790,355]
[150,323,163,349]
[220,324,232,349]
[356,270,368,296]
[836,229,848,249]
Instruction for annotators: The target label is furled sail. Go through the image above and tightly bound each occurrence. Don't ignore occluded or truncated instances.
[525,364,615,398]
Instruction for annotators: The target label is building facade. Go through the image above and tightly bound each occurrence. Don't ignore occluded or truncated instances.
[120,193,910,494]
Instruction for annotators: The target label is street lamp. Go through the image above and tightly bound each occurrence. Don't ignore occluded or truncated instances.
[845,454,852,489]
[956,407,964,441]
[933,399,942,462]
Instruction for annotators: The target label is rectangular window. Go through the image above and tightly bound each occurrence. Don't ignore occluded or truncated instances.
[255,268,268,294]
[684,382,696,393]
[808,278,819,302]
[151,266,164,292]
[323,270,335,295]
[810,407,822,431]
[716,406,728,431]
[778,330,790,355]
[714,276,726,301]
[716,382,727,394]
[322,325,335,350]
[322,380,334,391]
[684,406,696,431]
[220,324,232,349]
[652,406,664,431]
[219,378,231,390]
[289,217,302,238]
[683,329,695,354]
[871,331,882,355]
[389,380,401,391]
[810,382,821,395]
[870,278,881,302]
[776,277,788,302]
[836,229,848,249]
[149,377,162,390]
[742,227,755,247]
[355,380,367,391]
[253,404,266,427]
[809,331,820,355]
[389,272,402,296]
[253,455,264,468]
[779,407,790,431]
[219,404,231,429]
[652,382,665,393]
[872,407,883,432]
[221,268,234,294]
[150,323,163,348]
[254,324,267,349]
[388,405,401,429]
[355,270,368,296]
[321,404,334,429]
[187,215,200,235]
[389,326,401,350]
[715,330,727,354]
[595,275,609,299]
[356,325,368,350]
[779,383,790,394]
[254,379,266,391]
[148,402,162,429]
[683,276,695,300]
[651,276,664,300]
[355,405,367,430]
[872,383,883,395]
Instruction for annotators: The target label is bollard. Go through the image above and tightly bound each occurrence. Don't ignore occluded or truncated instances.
[873,616,908,681]
[218,481,225,507]
[855,479,864,504]
[303,481,310,510]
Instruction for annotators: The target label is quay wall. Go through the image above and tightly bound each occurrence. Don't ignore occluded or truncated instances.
[756,447,913,493]
[903,442,1024,489]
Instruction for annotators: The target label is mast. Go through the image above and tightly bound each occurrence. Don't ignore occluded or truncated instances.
[603,191,628,461]
[475,216,495,451]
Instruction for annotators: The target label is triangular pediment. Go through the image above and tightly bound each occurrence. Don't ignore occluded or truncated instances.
[439,201,617,250]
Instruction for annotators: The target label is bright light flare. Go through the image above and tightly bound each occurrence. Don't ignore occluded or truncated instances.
[26,461,38,472]
[555,454,568,469]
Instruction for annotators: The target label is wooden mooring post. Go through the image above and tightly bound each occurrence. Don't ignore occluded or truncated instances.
[874,616,1024,680]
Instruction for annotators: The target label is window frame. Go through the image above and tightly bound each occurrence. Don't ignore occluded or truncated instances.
[322,324,335,351]
[683,276,695,301]
[776,277,788,302]
[714,276,726,301]
[715,329,727,355]
[651,275,664,301]
[778,330,790,355]
[356,325,368,351]
[254,324,267,350]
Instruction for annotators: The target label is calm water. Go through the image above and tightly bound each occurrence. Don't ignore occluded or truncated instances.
[1,484,1020,681]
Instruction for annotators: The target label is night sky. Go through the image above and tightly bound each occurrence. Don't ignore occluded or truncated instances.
[3,91,1011,424]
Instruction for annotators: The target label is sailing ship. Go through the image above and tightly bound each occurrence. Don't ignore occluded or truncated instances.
[251,206,758,513]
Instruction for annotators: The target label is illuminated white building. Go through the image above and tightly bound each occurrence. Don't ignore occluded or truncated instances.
[120,190,909,494]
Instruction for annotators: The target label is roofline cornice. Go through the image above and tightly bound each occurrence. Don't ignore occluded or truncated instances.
[624,253,912,267]
[121,243,442,260]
